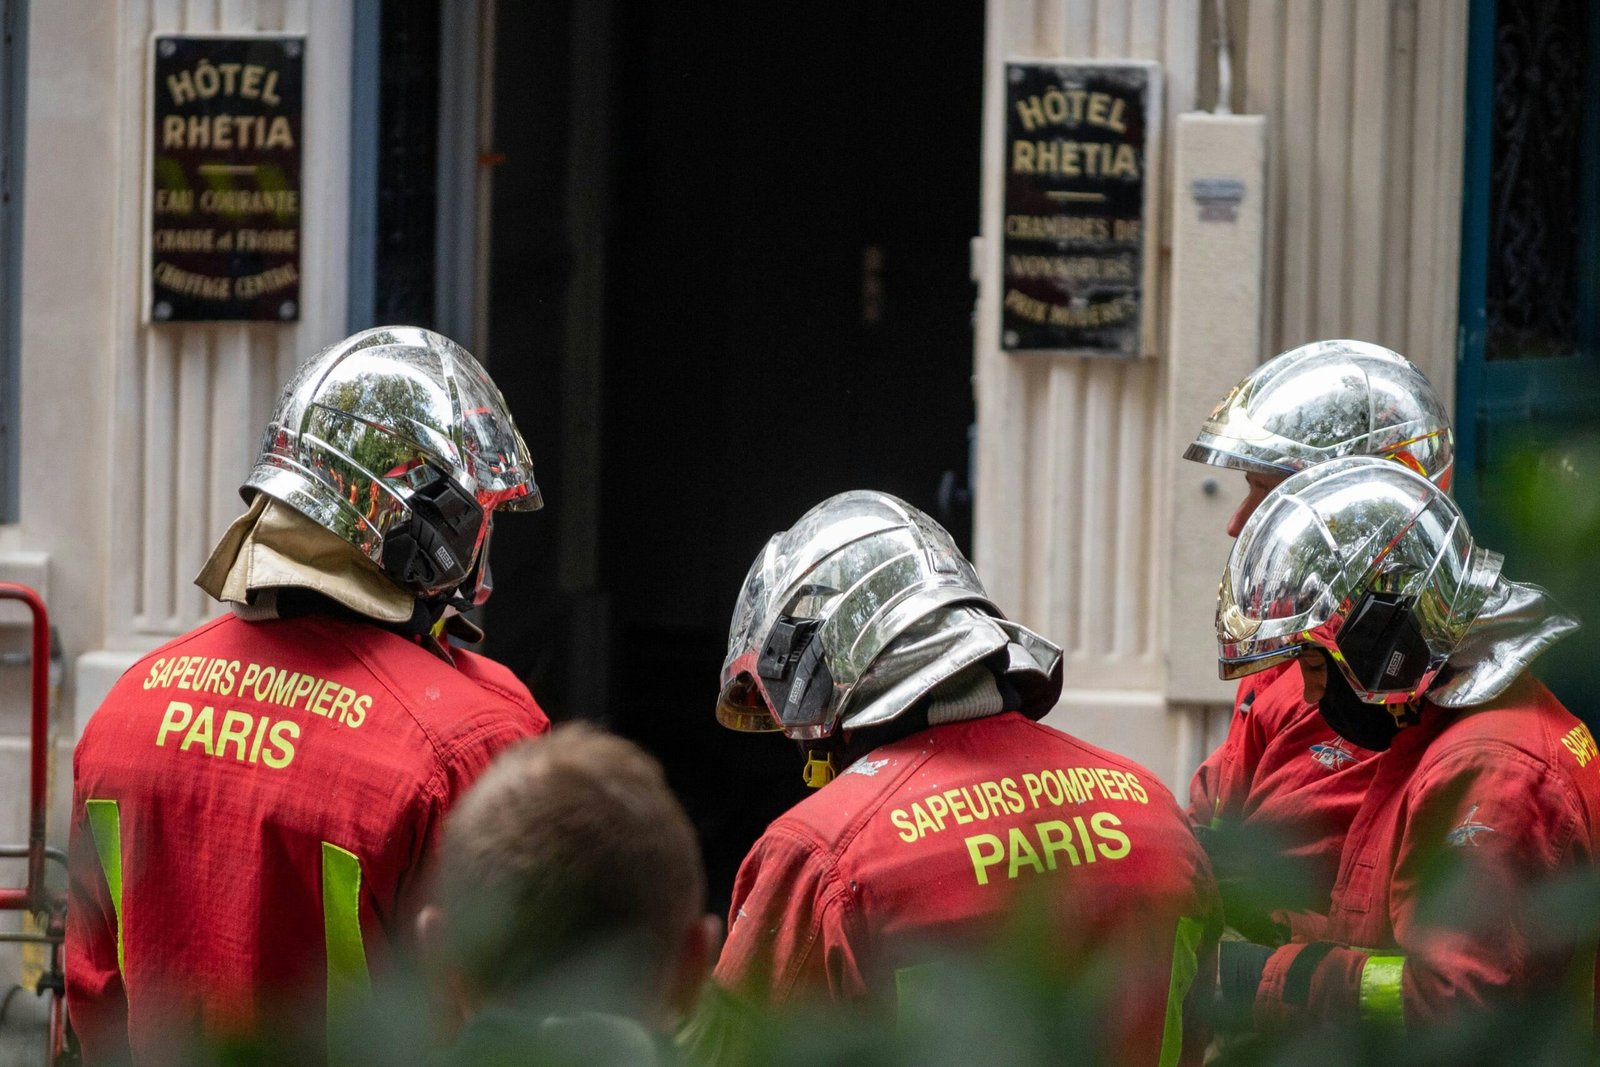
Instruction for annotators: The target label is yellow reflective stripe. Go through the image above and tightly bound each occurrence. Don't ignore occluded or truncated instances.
[320,841,370,1010]
[1160,916,1207,1067]
[1358,954,1406,1027]
[85,799,124,975]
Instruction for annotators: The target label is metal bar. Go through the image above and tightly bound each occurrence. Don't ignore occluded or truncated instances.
[0,931,60,944]
[0,0,27,523]
[1313,0,1353,335]
[0,584,49,910]
[0,844,68,866]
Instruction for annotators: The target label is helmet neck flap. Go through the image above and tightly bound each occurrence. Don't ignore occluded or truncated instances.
[198,495,415,624]
[196,495,487,645]
[1430,577,1580,707]
[1307,572,1577,747]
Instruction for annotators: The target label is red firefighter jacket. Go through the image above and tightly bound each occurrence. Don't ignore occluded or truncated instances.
[715,712,1221,1064]
[1187,665,1382,916]
[1248,676,1600,1030]
[66,612,549,1062]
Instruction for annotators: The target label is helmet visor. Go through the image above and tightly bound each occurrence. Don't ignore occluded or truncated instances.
[1186,375,1304,476]
[1215,495,1339,674]
[445,350,542,512]
[723,536,779,674]
[715,670,783,732]
[1218,643,1303,681]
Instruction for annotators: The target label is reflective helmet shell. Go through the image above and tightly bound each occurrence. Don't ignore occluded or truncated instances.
[1216,456,1500,704]
[1186,340,1454,487]
[243,326,541,601]
[717,490,1063,739]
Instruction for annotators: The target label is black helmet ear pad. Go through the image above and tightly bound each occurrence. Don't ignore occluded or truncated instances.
[758,616,836,728]
[381,470,486,596]
[1335,590,1431,694]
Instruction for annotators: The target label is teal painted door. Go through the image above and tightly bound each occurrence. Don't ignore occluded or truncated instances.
[1457,0,1600,722]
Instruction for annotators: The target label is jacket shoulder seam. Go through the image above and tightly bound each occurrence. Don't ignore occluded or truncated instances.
[314,622,512,779]
[832,744,940,855]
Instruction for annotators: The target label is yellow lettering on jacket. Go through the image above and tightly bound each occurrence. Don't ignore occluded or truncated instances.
[965,813,1132,886]
[153,700,300,770]
[891,767,1149,843]
[1562,723,1599,769]
[155,659,372,728]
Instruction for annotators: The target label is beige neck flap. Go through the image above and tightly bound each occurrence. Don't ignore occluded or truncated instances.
[195,496,417,625]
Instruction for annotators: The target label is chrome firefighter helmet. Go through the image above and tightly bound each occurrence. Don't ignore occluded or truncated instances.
[1217,456,1499,705]
[243,326,541,603]
[1186,339,1454,487]
[716,490,1062,739]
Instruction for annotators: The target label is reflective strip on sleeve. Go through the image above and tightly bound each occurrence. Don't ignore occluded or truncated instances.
[84,799,124,975]
[320,841,371,1009]
[1358,954,1406,1028]
[1160,916,1207,1067]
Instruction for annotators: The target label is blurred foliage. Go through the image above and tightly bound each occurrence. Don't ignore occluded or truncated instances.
[141,858,1600,1067]
[1492,431,1600,567]
[1475,428,1600,726]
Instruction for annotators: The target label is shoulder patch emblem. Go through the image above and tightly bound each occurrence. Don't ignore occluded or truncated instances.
[844,757,892,778]
[1446,804,1494,848]
[1309,738,1356,770]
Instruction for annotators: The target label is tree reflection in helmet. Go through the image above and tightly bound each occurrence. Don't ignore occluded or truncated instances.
[1216,457,1500,705]
[1186,339,1455,489]
[242,326,540,605]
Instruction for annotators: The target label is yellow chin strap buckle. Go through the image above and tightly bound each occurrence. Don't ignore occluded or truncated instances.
[1387,700,1421,730]
[802,751,837,789]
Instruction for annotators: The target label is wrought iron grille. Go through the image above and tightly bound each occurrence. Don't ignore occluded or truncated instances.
[1485,0,1590,361]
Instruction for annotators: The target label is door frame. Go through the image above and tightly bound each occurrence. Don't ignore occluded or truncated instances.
[1455,0,1600,522]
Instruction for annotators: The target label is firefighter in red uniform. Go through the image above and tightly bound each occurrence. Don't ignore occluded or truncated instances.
[1181,340,1454,938]
[709,490,1221,1063]
[67,327,551,1061]
[1211,456,1595,1029]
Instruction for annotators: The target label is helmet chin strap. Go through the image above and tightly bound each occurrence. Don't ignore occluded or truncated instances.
[441,586,480,617]
[801,742,838,788]
[1317,665,1420,752]
[407,587,487,647]
[801,665,1011,789]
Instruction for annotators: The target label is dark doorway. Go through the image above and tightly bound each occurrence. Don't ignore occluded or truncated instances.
[482,1,985,912]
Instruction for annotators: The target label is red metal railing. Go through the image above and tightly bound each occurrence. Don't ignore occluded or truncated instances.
[0,583,69,1062]
[0,583,50,912]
